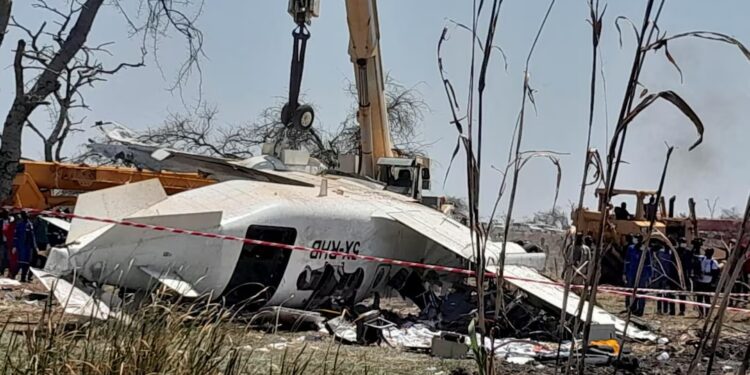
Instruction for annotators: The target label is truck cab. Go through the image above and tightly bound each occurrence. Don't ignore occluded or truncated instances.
[375,157,431,201]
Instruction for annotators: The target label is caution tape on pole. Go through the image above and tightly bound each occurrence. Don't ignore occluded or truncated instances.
[6,206,750,311]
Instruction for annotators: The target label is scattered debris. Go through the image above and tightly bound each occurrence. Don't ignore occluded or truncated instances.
[656,351,670,362]
[0,278,21,288]
[250,306,326,332]
[430,332,468,358]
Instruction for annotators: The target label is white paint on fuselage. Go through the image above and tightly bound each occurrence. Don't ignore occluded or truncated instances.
[64,179,457,308]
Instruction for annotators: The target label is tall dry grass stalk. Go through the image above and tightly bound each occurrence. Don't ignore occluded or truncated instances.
[0,291,356,375]
[554,0,750,373]
[688,195,750,375]
[438,2,560,374]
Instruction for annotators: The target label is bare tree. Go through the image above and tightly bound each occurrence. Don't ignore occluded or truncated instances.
[16,4,145,162]
[336,74,429,157]
[532,207,569,228]
[124,75,428,169]
[135,105,258,159]
[720,206,742,220]
[705,197,719,219]
[0,0,203,202]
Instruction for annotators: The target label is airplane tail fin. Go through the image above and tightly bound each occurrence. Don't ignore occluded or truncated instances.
[68,179,167,243]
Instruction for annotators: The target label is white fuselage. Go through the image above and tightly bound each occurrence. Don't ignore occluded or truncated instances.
[53,178,466,309]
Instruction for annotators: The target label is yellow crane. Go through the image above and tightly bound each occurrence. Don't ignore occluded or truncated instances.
[285,0,432,201]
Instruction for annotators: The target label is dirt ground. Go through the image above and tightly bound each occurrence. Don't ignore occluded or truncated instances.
[1,277,748,375]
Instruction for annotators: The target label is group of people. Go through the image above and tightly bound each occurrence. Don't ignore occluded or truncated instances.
[623,234,722,318]
[0,209,65,283]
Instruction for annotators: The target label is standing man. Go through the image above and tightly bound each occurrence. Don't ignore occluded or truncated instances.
[567,233,590,284]
[695,247,720,318]
[13,212,37,283]
[32,215,49,268]
[655,243,676,315]
[624,234,649,316]
[676,237,693,315]
[644,196,658,221]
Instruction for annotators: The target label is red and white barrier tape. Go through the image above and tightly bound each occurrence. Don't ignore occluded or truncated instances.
[600,288,750,314]
[6,206,750,310]
[578,284,750,298]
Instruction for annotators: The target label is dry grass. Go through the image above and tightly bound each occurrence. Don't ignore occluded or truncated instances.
[0,282,472,375]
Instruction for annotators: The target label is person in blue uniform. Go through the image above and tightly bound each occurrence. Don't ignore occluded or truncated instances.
[13,212,37,283]
[624,234,650,316]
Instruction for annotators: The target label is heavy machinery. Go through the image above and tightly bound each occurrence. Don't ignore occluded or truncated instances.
[574,188,741,250]
[6,160,216,210]
[573,188,668,247]
[284,0,433,201]
[573,187,744,285]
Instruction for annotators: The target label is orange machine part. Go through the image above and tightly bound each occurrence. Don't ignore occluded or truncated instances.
[8,160,216,209]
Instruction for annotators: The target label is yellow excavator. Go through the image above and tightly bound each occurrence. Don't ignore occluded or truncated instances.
[285,0,433,202]
[6,160,215,210]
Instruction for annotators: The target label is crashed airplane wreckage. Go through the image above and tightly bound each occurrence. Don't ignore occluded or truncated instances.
[32,139,657,342]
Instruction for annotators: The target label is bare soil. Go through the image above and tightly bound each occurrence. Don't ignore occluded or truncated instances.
[1,274,748,374]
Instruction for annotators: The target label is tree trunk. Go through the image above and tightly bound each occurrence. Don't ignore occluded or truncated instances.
[0,99,33,197]
[0,0,103,202]
[0,0,11,48]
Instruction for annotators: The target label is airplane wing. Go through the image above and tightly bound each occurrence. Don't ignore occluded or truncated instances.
[374,207,545,270]
[496,265,658,341]
[140,266,201,298]
[87,143,313,187]
[375,205,658,341]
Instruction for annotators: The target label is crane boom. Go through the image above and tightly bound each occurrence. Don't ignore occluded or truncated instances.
[284,1,434,202]
[344,0,393,178]
[8,160,216,209]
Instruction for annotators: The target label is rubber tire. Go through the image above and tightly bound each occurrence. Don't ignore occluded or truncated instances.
[292,104,315,130]
[281,102,294,127]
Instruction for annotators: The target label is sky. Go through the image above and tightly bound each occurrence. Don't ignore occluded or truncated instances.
[1,1,749,219]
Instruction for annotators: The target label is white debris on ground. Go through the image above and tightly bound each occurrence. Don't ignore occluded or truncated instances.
[0,278,21,288]
[382,324,441,349]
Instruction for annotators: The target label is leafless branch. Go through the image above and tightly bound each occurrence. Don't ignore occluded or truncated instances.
[25,120,45,141]
[13,39,24,97]
[112,0,206,97]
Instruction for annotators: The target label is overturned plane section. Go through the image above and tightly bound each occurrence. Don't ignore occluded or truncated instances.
[39,172,656,341]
